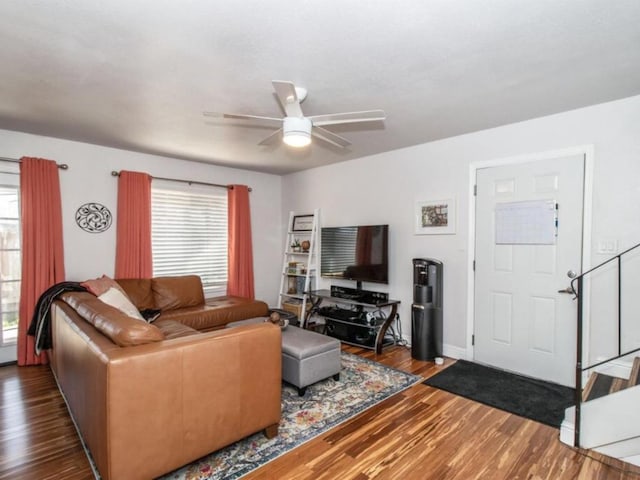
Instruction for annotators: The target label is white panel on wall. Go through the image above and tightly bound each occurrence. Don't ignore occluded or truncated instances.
[530,296,556,354]
[492,292,512,344]
[620,249,640,353]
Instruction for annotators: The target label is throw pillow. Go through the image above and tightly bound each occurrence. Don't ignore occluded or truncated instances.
[81,274,122,296]
[98,286,146,321]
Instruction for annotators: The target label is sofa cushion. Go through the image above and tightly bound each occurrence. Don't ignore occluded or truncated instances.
[206,296,269,317]
[151,275,205,311]
[159,306,230,331]
[160,297,269,331]
[60,292,164,347]
[116,278,156,310]
[153,319,200,339]
[98,287,145,321]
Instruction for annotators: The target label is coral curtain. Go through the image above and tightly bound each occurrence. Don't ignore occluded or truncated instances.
[115,171,152,278]
[18,157,65,366]
[227,185,255,298]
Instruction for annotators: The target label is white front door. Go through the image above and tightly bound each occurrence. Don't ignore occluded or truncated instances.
[474,154,585,387]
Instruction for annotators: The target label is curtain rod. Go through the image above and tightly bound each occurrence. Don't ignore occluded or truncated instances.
[0,156,69,169]
[110,171,251,192]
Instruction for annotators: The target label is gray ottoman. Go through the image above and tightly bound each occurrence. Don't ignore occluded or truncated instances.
[281,326,342,396]
[226,319,342,396]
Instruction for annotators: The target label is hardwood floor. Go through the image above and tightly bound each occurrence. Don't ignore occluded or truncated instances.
[1,346,639,479]
[0,362,94,479]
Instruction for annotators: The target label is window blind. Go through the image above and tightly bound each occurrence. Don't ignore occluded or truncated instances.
[151,185,228,295]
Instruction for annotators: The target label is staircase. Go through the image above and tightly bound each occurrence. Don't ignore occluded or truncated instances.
[561,357,640,466]
[581,360,639,402]
[560,241,640,467]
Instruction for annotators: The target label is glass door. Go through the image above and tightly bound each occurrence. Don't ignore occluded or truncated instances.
[0,171,20,364]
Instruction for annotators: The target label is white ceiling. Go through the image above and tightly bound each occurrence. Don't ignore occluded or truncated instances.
[1,1,639,175]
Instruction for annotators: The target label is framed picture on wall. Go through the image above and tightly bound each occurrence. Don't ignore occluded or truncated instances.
[292,214,314,232]
[415,198,456,235]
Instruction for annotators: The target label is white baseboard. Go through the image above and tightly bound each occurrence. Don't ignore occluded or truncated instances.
[402,334,468,361]
[443,343,468,360]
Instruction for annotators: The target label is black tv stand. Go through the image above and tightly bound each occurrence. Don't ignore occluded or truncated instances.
[309,288,399,354]
[330,285,389,304]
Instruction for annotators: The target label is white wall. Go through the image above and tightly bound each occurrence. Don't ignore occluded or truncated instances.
[282,95,640,361]
[0,129,283,305]
[3,94,638,362]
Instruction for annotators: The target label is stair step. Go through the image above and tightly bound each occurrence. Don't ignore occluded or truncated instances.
[582,372,599,401]
[610,376,628,393]
[583,372,628,402]
[629,357,640,387]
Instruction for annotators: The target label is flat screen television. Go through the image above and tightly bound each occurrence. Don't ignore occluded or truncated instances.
[321,224,389,285]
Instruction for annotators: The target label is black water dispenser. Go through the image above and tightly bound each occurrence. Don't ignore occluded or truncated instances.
[411,258,443,361]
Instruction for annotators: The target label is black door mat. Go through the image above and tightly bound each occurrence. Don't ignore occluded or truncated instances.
[423,359,575,428]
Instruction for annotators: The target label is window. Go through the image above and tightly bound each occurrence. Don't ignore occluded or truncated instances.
[0,181,20,348]
[151,181,228,297]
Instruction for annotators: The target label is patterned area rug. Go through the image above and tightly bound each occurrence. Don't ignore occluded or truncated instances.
[161,352,420,480]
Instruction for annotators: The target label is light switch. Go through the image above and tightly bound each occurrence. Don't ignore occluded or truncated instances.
[596,239,618,254]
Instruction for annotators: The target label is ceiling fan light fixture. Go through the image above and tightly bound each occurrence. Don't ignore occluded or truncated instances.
[283,132,311,148]
[283,116,312,148]
[207,81,383,150]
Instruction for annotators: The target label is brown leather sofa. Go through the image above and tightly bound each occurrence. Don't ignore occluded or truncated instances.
[49,276,281,480]
[116,274,269,330]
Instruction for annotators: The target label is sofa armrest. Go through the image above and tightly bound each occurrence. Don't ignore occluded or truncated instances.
[102,322,281,479]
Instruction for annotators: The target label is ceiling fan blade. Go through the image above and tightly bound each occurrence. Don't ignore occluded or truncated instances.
[272,80,303,118]
[309,110,386,127]
[203,111,282,127]
[258,128,283,146]
[311,127,351,148]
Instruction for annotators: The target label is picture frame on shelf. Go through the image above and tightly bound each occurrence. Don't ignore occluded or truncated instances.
[414,198,456,235]
[292,214,314,231]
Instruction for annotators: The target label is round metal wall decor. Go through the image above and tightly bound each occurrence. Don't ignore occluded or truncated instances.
[75,202,112,233]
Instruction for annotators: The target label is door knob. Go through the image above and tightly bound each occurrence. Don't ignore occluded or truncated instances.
[567,270,578,279]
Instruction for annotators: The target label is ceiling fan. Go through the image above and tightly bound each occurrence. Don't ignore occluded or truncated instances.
[203,80,385,148]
